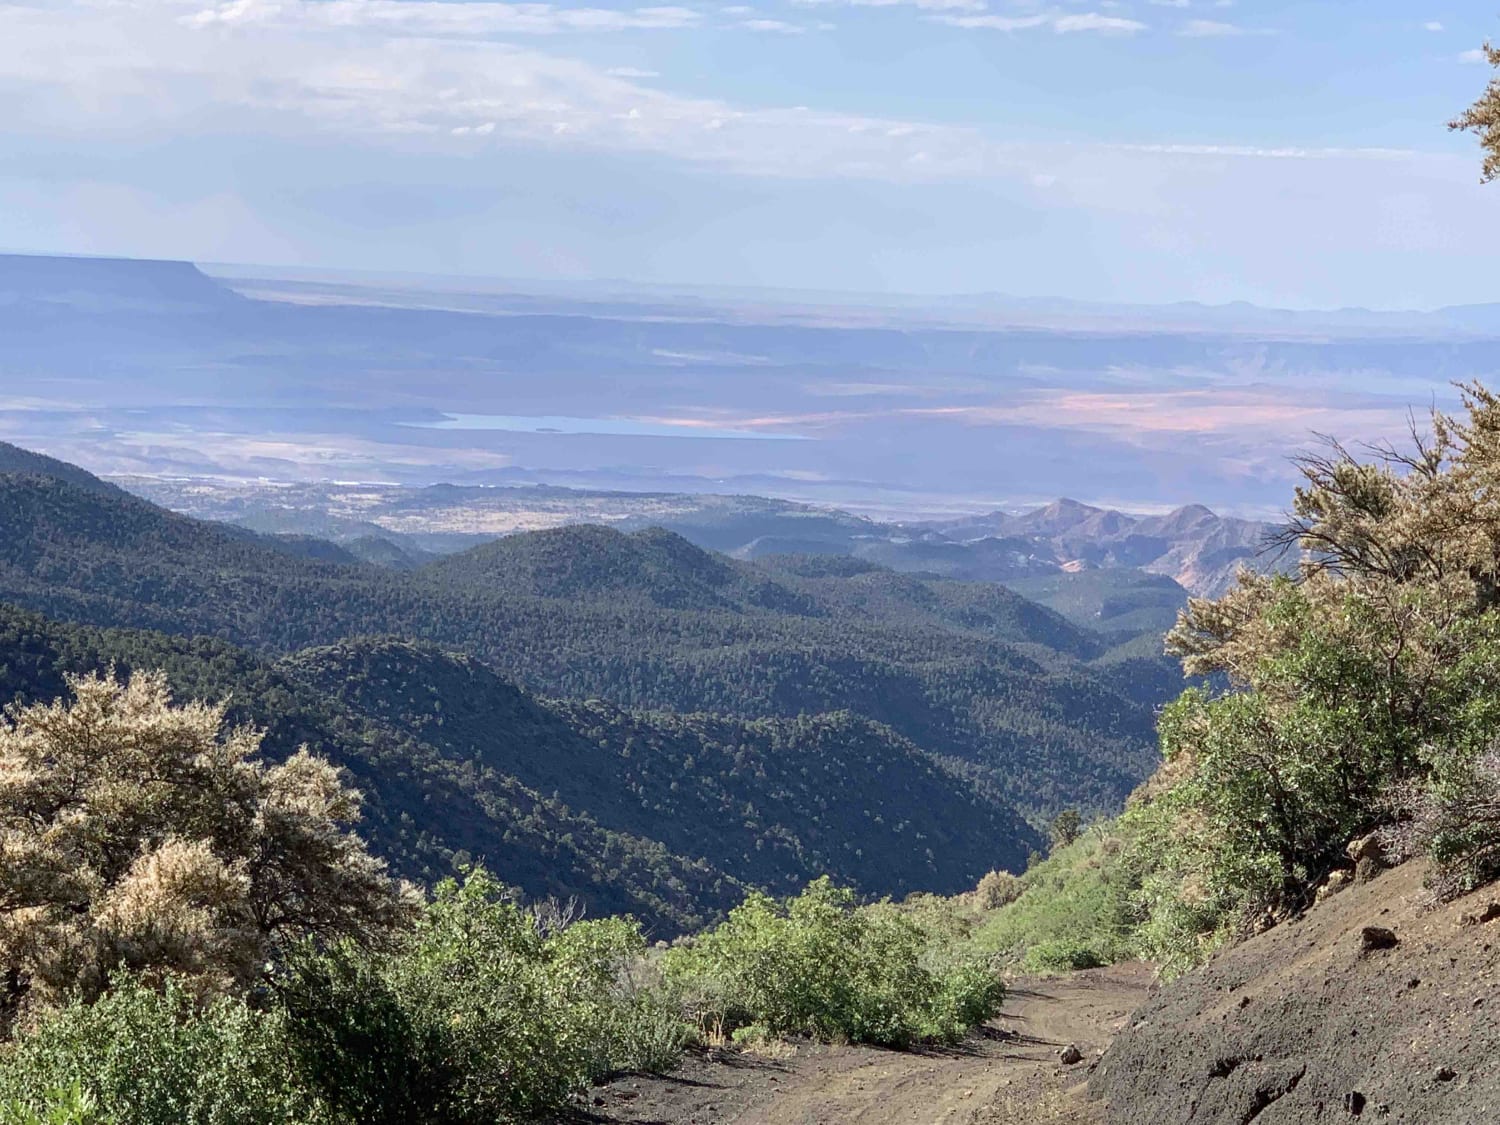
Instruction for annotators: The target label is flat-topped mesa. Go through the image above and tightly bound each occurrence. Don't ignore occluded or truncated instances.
[0,252,240,312]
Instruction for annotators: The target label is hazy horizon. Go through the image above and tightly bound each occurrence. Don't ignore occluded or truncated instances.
[0,249,1481,522]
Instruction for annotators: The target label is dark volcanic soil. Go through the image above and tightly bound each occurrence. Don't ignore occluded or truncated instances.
[553,964,1155,1125]
[1091,861,1500,1124]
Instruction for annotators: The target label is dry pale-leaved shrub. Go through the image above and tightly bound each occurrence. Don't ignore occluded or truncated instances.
[0,670,419,1026]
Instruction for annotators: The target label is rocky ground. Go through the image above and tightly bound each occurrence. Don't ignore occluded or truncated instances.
[553,964,1155,1125]
[1092,861,1500,1124]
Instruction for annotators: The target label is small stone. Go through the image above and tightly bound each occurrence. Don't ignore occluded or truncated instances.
[1317,869,1353,903]
[1435,1066,1457,1083]
[1359,925,1399,953]
[1060,1044,1083,1065]
[1347,832,1386,865]
[1459,902,1500,927]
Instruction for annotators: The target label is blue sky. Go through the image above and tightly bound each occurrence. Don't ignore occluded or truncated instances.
[4,0,1500,306]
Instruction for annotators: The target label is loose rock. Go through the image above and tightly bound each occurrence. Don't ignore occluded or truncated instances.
[1060,1044,1083,1065]
[1359,926,1399,953]
[1459,901,1500,927]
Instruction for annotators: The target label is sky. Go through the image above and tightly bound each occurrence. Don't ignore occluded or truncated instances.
[4,0,1500,306]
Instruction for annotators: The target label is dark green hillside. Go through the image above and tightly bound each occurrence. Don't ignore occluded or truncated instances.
[0,442,125,498]
[286,638,1040,895]
[0,604,737,933]
[0,602,1040,929]
[0,464,1169,822]
[425,524,745,608]
[1002,568,1189,640]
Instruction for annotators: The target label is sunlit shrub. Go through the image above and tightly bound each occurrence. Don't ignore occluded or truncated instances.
[0,976,317,1125]
[277,868,686,1125]
[663,877,1003,1048]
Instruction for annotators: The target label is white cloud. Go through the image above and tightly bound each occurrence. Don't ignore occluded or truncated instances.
[187,0,704,35]
[0,0,1438,189]
[1054,13,1145,33]
[607,66,662,78]
[1176,18,1251,37]
[1424,21,1444,32]
[740,17,805,30]
[1460,48,1489,63]
[937,10,1146,34]
[794,0,987,12]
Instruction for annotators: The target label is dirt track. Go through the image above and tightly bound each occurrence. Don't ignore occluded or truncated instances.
[559,964,1155,1125]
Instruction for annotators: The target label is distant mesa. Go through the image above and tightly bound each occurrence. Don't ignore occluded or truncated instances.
[0,252,239,313]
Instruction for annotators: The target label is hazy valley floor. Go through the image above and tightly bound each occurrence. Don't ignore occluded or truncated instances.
[558,964,1154,1125]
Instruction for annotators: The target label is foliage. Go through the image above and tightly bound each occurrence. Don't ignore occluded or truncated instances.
[1384,747,1500,902]
[0,671,416,1024]
[1128,386,1500,969]
[973,868,1024,909]
[1453,42,1500,181]
[663,878,1004,1048]
[0,1084,99,1125]
[277,868,687,1125]
[1049,809,1082,850]
[1021,939,1106,975]
[0,976,317,1125]
[972,831,1141,969]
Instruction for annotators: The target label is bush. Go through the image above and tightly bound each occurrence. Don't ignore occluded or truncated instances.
[277,868,686,1125]
[0,1085,99,1125]
[974,869,1024,910]
[0,976,317,1125]
[0,671,416,1026]
[972,831,1142,969]
[1021,939,1105,975]
[663,878,1004,1048]
[1386,747,1500,902]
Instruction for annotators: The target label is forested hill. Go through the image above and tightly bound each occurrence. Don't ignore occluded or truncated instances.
[0,444,1185,926]
[0,606,1042,932]
[0,457,1170,817]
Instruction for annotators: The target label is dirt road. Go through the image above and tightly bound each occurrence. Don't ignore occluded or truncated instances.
[561,964,1154,1125]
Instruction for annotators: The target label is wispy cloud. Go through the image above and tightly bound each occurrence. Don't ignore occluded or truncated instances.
[794,0,987,12]
[0,0,1441,187]
[1176,18,1253,37]
[739,17,808,32]
[1460,48,1489,64]
[1424,21,1444,32]
[188,0,705,35]
[936,11,1147,34]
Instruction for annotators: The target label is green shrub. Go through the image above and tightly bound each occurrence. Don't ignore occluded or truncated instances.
[0,977,317,1125]
[0,1084,100,1125]
[663,877,1004,1048]
[1386,747,1500,902]
[974,869,1024,910]
[277,868,686,1125]
[1020,939,1105,975]
[972,831,1142,968]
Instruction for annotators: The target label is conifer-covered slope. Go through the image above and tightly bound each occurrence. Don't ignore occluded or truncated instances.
[0,605,1046,932]
[286,638,1041,899]
[0,453,1170,822]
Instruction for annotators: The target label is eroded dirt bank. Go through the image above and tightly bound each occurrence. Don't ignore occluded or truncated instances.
[1092,862,1500,1125]
[556,964,1154,1125]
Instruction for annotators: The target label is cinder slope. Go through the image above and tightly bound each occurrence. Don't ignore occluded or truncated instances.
[1091,862,1500,1124]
